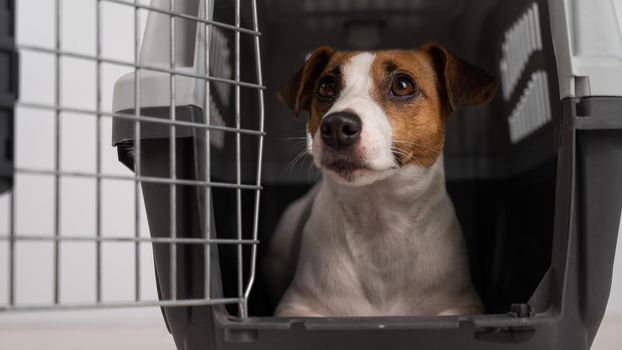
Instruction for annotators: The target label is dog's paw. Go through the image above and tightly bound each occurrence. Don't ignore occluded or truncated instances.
[437,304,483,316]
[275,304,324,317]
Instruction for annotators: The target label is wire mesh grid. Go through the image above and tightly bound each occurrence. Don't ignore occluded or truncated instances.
[1,0,265,318]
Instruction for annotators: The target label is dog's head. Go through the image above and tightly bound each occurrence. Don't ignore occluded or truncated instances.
[278,44,497,186]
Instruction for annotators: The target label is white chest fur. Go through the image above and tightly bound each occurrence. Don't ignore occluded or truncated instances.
[275,159,482,317]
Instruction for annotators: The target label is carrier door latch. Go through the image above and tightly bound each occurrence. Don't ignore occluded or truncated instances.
[474,326,536,344]
[508,303,533,318]
[472,303,535,344]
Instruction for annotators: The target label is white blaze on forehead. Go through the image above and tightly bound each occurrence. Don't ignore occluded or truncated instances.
[340,52,376,100]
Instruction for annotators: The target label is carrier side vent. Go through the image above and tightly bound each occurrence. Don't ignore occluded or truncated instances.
[499,3,542,100]
[508,71,551,143]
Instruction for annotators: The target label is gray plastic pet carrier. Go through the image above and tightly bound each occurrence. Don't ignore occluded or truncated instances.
[2,0,622,349]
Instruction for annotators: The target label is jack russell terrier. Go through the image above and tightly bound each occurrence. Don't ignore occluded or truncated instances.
[265,43,497,317]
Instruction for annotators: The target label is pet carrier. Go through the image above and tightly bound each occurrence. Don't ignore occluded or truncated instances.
[2,0,622,349]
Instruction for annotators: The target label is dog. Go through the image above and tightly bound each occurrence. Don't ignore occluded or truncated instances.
[265,43,497,317]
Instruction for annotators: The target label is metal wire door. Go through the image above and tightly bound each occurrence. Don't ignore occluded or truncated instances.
[1,0,265,319]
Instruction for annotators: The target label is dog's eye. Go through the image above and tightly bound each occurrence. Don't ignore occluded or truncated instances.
[317,76,337,100]
[390,75,417,97]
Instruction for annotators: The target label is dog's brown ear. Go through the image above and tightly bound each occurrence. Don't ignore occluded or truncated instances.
[422,43,497,116]
[277,46,335,117]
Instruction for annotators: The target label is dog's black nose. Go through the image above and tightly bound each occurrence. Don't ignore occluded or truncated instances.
[320,111,362,149]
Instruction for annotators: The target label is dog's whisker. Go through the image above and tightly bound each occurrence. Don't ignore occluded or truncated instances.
[390,147,412,159]
[280,147,312,178]
[392,139,435,146]
[280,136,309,141]
[294,151,311,174]
[288,151,308,172]
[391,147,447,167]
[279,147,310,178]
[279,140,310,149]
[279,137,309,143]
[277,136,312,148]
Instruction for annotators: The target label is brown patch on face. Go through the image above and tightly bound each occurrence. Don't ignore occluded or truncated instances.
[370,50,446,167]
[366,45,497,167]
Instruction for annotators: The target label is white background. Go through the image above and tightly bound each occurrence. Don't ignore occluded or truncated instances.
[1,0,621,349]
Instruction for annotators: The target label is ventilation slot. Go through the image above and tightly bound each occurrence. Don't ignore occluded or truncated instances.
[508,71,551,143]
[499,3,543,100]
